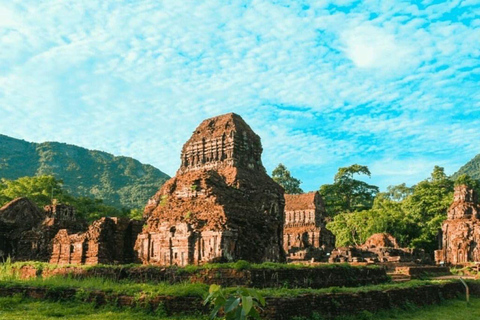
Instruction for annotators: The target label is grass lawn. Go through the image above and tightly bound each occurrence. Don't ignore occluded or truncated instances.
[332,297,479,320]
[0,296,477,320]
[0,295,207,320]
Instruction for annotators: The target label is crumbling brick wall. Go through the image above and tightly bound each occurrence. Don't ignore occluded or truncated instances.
[329,233,426,264]
[50,217,143,265]
[0,198,84,262]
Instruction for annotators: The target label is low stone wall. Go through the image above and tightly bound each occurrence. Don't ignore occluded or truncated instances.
[16,265,389,289]
[0,281,474,319]
[395,266,451,278]
[263,282,464,319]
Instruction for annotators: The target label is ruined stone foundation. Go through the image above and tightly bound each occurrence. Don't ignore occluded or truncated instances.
[136,113,285,266]
[435,185,480,265]
[329,233,426,264]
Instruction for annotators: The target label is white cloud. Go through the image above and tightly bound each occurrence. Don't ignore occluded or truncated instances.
[340,24,417,72]
[0,0,478,191]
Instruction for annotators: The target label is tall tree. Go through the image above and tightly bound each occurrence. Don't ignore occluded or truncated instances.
[327,166,457,252]
[0,175,67,207]
[319,164,379,217]
[271,164,303,194]
[327,188,410,247]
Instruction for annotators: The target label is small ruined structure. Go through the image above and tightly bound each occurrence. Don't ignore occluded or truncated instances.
[283,192,335,261]
[136,113,285,266]
[50,217,143,265]
[435,185,480,265]
[363,233,399,249]
[0,198,84,261]
[44,202,77,221]
[329,233,426,264]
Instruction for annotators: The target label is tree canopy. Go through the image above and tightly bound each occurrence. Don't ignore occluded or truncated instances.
[319,164,379,218]
[272,164,303,194]
[326,166,469,253]
[0,175,141,221]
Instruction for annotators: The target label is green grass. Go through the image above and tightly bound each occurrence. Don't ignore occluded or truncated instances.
[0,275,456,299]
[333,297,480,320]
[0,295,206,320]
[256,279,453,297]
[0,276,209,298]
[0,296,478,320]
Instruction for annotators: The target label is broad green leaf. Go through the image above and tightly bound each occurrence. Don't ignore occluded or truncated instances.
[210,304,222,320]
[242,296,253,315]
[224,297,240,313]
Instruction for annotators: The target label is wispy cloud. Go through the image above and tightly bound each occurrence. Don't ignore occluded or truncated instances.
[0,0,478,192]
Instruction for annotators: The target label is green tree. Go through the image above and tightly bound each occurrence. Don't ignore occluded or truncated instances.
[271,164,303,194]
[402,166,454,251]
[454,173,480,192]
[128,208,144,220]
[327,166,455,252]
[319,164,379,217]
[0,175,68,207]
[0,175,134,222]
[327,189,410,247]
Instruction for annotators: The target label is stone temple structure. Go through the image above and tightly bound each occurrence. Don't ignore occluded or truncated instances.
[283,192,335,261]
[50,217,143,265]
[136,113,285,266]
[435,185,480,265]
[0,197,143,265]
[0,198,85,262]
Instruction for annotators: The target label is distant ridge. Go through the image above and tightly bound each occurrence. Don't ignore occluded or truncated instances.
[0,134,169,209]
[452,153,480,181]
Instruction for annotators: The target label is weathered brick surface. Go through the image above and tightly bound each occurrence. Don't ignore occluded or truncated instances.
[329,233,427,264]
[261,282,464,319]
[50,217,143,265]
[395,266,451,278]
[137,113,285,266]
[435,185,480,265]
[0,198,85,262]
[283,192,335,262]
[16,265,388,288]
[0,282,473,319]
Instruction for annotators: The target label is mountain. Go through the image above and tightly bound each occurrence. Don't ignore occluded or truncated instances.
[0,134,170,209]
[452,154,480,180]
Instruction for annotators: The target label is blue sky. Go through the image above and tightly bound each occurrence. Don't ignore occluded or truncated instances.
[0,0,479,192]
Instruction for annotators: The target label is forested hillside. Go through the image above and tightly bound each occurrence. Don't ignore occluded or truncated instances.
[453,153,480,180]
[0,134,169,209]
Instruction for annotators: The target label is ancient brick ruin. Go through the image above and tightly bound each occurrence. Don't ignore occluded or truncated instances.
[1,113,452,268]
[435,185,480,265]
[329,233,426,264]
[283,192,335,261]
[50,217,143,265]
[136,113,285,266]
[44,203,77,221]
[0,198,84,262]
[0,197,142,265]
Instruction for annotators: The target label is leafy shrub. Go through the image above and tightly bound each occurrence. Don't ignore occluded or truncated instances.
[204,285,265,320]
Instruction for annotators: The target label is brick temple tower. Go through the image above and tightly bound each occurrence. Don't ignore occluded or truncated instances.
[136,113,285,266]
